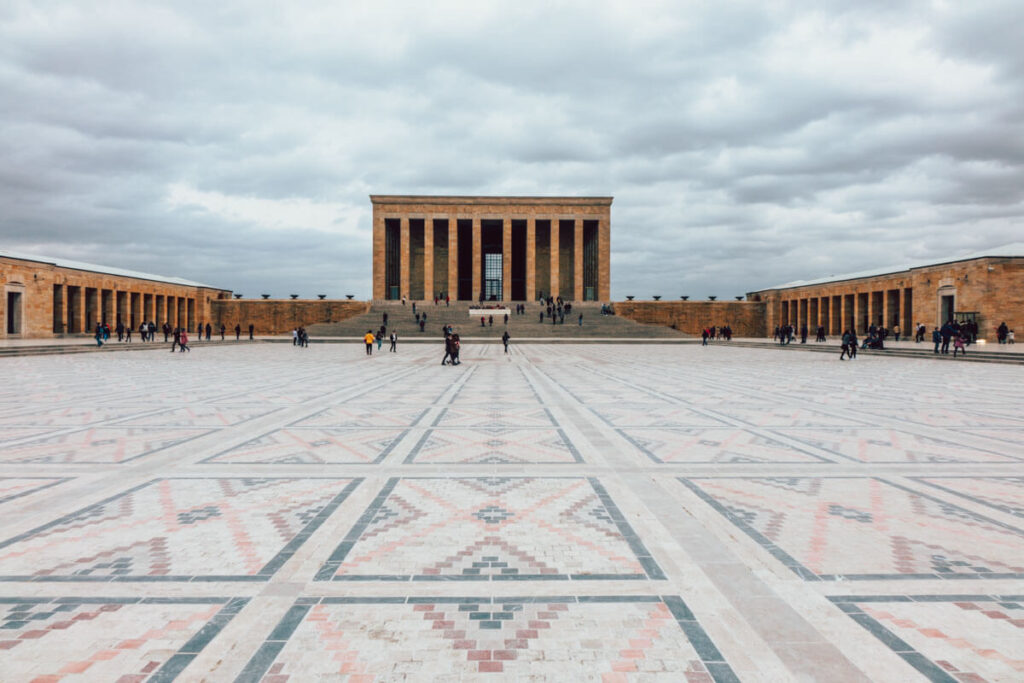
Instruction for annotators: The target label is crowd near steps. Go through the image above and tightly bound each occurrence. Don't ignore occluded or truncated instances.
[307,301,691,341]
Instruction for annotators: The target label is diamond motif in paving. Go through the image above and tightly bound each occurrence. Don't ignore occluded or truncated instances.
[0,405,156,427]
[621,427,830,464]
[289,404,426,428]
[0,596,247,681]
[681,477,1024,580]
[831,595,1024,682]
[708,404,869,428]
[114,405,281,427]
[0,427,212,464]
[0,477,68,505]
[317,477,663,581]
[0,427,59,444]
[0,478,360,581]
[589,404,727,428]
[204,428,405,464]
[916,477,1024,519]
[238,596,736,680]
[406,428,582,464]
[775,428,1021,464]
[855,405,1024,428]
[433,406,555,429]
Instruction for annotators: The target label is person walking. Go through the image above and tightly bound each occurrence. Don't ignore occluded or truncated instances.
[849,331,858,359]
[219,323,226,340]
[205,322,211,341]
[248,323,254,340]
[504,313,509,326]
[234,324,241,340]
[451,333,461,365]
[179,328,190,353]
[364,330,375,355]
[376,331,383,351]
[389,331,397,352]
[840,330,851,360]
[489,315,494,327]
[292,328,298,346]
[94,323,104,346]
[953,333,967,357]
[701,328,709,346]
[932,327,941,353]
[502,330,510,354]
[171,327,180,352]
[578,313,583,327]
[442,332,453,365]
[125,325,132,343]
[893,323,901,342]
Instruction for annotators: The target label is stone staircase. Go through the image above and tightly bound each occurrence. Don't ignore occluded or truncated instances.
[307,301,692,340]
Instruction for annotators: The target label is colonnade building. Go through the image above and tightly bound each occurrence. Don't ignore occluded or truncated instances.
[371,195,611,302]
[748,244,1024,341]
[1,249,231,339]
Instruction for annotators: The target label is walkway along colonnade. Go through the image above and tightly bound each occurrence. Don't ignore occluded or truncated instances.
[371,196,612,302]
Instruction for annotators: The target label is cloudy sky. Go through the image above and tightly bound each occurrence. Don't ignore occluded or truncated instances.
[2,1,1022,299]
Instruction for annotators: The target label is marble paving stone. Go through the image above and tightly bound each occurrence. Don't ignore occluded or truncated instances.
[831,595,1024,682]
[0,343,1021,681]
[773,427,1022,464]
[0,427,213,464]
[915,476,1024,518]
[0,477,68,505]
[317,477,662,581]
[406,428,582,464]
[238,596,736,681]
[681,476,1024,580]
[0,596,247,682]
[113,405,282,427]
[621,427,830,464]
[0,478,359,580]
[204,428,406,465]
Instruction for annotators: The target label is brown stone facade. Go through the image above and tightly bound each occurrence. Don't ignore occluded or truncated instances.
[210,299,369,335]
[615,301,766,338]
[1,253,230,339]
[748,254,1024,341]
[371,195,612,303]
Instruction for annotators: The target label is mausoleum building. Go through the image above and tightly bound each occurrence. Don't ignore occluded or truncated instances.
[371,195,612,302]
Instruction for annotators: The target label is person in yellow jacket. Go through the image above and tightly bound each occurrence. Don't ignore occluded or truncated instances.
[364,330,375,355]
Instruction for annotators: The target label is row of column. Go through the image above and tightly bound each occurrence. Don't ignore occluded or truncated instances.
[52,285,196,334]
[396,216,592,301]
[780,287,912,335]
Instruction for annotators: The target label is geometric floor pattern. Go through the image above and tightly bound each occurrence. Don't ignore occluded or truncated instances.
[0,342,1021,680]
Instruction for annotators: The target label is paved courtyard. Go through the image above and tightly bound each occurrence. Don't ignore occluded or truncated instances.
[0,342,1022,681]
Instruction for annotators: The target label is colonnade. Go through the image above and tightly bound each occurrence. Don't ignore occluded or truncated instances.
[51,284,196,334]
[778,287,913,335]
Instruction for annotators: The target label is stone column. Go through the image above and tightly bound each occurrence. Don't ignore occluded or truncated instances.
[71,286,85,333]
[573,218,583,301]
[526,218,537,302]
[550,218,560,299]
[448,218,458,300]
[399,217,410,301]
[598,214,611,302]
[502,217,512,302]
[472,217,482,301]
[372,212,385,300]
[423,217,434,302]
[53,284,65,335]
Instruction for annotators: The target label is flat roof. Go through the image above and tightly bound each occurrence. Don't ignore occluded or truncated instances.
[759,243,1024,291]
[0,248,222,289]
[370,195,613,206]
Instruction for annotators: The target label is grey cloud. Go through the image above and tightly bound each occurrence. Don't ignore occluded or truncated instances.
[2,0,1023,300]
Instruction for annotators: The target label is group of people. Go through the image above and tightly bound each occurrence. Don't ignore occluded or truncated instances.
[701,325,734,344]
[996,321,1016,344]
[291,327,311,347]
[540,298,574,325]
[441,325,461,365]
[92,320,255,347]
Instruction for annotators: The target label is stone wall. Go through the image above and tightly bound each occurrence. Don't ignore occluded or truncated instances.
[210,299,370,335]
[615,301,766,337]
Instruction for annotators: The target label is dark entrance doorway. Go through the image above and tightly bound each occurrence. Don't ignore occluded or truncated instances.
[940,294,955,323]
[6,291,22,335]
